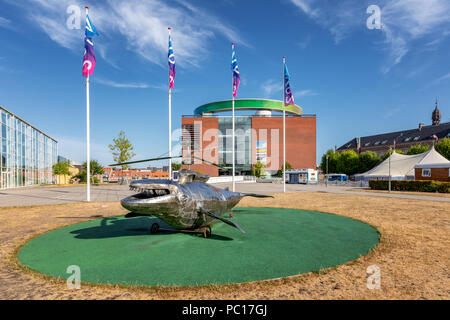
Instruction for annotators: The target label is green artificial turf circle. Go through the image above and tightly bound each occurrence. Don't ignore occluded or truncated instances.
[18,207,379,287]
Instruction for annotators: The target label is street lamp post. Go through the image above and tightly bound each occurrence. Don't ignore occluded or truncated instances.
[326,155,329,188]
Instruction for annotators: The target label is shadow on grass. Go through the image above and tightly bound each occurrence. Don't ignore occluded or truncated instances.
[70,216,233,241]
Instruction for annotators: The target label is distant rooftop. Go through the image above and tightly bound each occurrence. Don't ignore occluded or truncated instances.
[338,121,450,150]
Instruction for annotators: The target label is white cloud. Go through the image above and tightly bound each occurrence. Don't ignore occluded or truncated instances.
[95,78,150,89]
[289,0,320,19]
[261,79,282,97]
[261,81,317,99]
[425,72,450,88]
[16,0,247,69]
[288,0,363,44]
[94,77,167,89]
[288,0,450,73]
[295,89,318,97]
[297,35,312,49]
[0,16,11,28]
[31,13,81,49]
[97,46,120,70]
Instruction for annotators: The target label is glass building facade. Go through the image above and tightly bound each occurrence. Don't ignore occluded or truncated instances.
[218,117,252,173]
[0,106,57,189]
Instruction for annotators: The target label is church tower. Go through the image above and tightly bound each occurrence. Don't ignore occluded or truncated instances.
[432,99,441,126]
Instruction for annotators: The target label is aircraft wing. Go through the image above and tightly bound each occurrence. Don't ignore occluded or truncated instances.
[109,156,182,167]
[109,155,223,168]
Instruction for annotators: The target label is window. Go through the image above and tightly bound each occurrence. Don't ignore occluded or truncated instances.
[374,141,380,145]
[381,140,387,145]
[413,136,420,141]
[422,169,431,177]
[404,137,411,142]
[364,142,370,147]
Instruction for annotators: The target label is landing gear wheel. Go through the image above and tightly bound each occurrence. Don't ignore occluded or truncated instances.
[203,226,212,239]
[150,223,160,234]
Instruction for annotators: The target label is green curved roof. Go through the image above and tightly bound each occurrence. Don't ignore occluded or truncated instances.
[194,99,303,116]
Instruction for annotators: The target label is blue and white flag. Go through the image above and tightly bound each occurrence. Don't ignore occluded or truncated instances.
[284,62,295,106]
[82,14,99,78]
[85,14,99,38]
[231,43,240,97]
[168,33,176,89]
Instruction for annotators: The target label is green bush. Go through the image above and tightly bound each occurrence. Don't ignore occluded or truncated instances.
[435,137,450,160]
[406,144,429,155]
[73,170,100,184]
[251,161,266,178]
[436,183,450,193]
[369,180,450,193]
[275,162,293,177]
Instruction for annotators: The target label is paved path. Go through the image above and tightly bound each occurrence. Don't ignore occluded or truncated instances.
[0,185,134,207]
[0,182,448,207]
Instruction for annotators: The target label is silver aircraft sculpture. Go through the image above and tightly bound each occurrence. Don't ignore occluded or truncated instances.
[110,156,272,238]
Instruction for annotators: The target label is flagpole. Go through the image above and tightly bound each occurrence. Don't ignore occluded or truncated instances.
[85,6,91,202]
[169,89,172,179]
[168,27,172,180]
[388,146,392,193]
[232,43,236,192]
[282,57,286,193]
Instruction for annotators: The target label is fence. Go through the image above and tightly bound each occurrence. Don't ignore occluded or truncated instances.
[317,180,369,188]
[208,175,257,184]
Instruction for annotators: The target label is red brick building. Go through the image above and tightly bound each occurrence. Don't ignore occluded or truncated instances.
[103,167,169,181]
[414,163,450,182]
[181,99,316,177]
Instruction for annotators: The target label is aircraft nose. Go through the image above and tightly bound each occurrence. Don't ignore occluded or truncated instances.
[121,193,178,214]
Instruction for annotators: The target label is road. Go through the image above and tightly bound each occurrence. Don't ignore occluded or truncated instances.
[0,182,448,207]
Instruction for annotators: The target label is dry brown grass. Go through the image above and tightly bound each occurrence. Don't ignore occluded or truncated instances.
[0,192,449,300]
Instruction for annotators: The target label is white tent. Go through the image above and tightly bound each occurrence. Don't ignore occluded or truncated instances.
[355,146,450,180]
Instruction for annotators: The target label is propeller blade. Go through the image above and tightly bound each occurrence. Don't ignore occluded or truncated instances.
[109,156,182,167]
[110,155,223,168]
[191,156,222,168]
[199,207,245,234]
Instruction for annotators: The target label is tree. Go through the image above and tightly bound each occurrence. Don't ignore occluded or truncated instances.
[435,137,450,160]
[319,149,339,174]
[381,149,403,161]
[82,160,104,183]
[52,161,71,184]
[73,170,100,184]
[407,144,429,155]
[172,162,182,171]
[251,161,266,178]
[358,151,380,173]
[336,150,359,175]
[108,131,136,170]
[275,162,292,177]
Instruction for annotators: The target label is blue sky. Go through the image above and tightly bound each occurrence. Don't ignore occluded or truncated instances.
[0,0,449,168]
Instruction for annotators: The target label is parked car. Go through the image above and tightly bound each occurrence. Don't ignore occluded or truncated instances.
[327,174,347,182]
